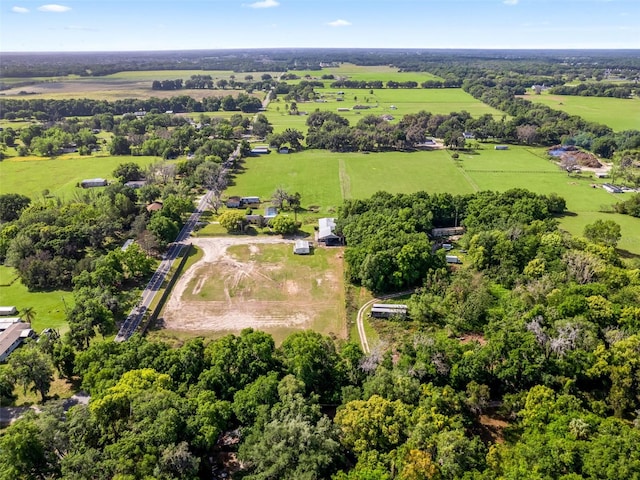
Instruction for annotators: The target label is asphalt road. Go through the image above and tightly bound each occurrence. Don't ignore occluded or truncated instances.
[115,189,214,342]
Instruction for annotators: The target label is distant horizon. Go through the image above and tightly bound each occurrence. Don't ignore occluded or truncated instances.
[1,0,638,53]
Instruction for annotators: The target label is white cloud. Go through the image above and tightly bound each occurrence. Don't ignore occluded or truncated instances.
[247,0,279,8]
[37,4,72,12]
[503,0,519,5]
[12,6,30,13]
[328,19,352,27]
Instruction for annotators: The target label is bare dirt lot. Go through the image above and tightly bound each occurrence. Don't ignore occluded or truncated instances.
[161,236,346,342]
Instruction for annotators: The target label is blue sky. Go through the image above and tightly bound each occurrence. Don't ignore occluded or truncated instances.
[1,0,638,52]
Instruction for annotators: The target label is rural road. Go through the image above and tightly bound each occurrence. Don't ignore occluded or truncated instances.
[115,189,215,341]
[356,290,416,354]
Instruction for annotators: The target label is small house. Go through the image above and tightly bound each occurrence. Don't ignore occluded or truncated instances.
[293,240,311,255]
[226,196,242,208]
[446,255,462,264]
[80,178,108,188]
[494,145,509,150]
[0,322,34,362]
[241,196,261,206]
[442,243,453,251]
[318,218,341,245]
[0,306,17,316]
[463,132,475,139]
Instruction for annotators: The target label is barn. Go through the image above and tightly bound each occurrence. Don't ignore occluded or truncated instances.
[318,218,341,245]
[370,303,408,319]
[80,178,108,188]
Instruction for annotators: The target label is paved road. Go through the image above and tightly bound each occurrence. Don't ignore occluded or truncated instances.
[115,189,215,342]
[356,290,416,354]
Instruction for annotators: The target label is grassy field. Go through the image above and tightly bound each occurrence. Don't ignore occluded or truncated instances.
[290,63,443,83]
[0,154,161,199]
[0,266,72,333]
[520,92,640,132]
[267,88,504,134]
[227,145,640,254]
[0,69,271,101]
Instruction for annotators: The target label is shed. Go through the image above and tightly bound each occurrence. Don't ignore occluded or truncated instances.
[121,239,134,252]
[251,146,270,155]
[278,147,290,154]
[603,183,623,193]
[226,196,242,208]
[446,255,462,264]
[293,240,311,255]
[337,108,350,112]
[494,145,509,150]
[595,172,608,179]
[370,303,408,319]
[0,306,17,316]
[80,178,108,188]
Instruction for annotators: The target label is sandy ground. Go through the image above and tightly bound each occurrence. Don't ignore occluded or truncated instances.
[162,236,343,335]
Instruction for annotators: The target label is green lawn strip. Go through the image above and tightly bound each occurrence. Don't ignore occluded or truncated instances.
[0,265,72,334]
[0,154,161,198]
[521,92,640,132]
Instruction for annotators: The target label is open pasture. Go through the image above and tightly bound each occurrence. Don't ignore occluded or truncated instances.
[226,149,475,215]
[289,63,443,83]
[229,145,640,255]
[160,238,346,345]
[0,266,72,333]
[266,88,504,134]
[0,69,271,101]
[0,154,160,199]
[520,92,640,132]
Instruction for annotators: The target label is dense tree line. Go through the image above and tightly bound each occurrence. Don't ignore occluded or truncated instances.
[549,82,636,98]
[0,93,262,120]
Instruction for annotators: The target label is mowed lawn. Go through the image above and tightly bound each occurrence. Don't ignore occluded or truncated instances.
[0,266,72,333]
[0,154,160,199]
[266,88,504,134]
[520,92,640,132]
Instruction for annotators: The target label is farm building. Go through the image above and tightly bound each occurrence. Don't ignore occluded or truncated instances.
[0,306,17,316]
[595,172,608,179]
[0,321,34,362]
[251,146,270,155]
[293,240,311,255]
[494,145,509,150]
[370,303,408,319]
[80,178,108,188]
[241,196,261,205]
[463,132,475,139]
[265,206,278,219]
[432,226,465,237]
[603,183,623,193]
[442,243,453,251]
[318,218,341,245]
[446,255,462,264]
[278,147,290,154]
[337,108,351,112]
[0,318,22,330]
[226,196,242,208]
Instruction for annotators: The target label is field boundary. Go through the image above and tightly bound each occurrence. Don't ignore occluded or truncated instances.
[339,158,352,200]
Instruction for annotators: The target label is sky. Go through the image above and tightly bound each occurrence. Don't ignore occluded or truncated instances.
[1,0,639,52]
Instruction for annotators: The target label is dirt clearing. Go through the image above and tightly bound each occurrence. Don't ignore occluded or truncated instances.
[161,236,346,342]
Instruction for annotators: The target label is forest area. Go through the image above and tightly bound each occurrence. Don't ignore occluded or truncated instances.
[2,49,640,479]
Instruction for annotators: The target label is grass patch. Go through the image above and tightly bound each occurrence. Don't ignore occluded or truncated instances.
[290,63,443,83]
[0,266,72,333]
[0,154,161,198]
[520,92,640,132]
